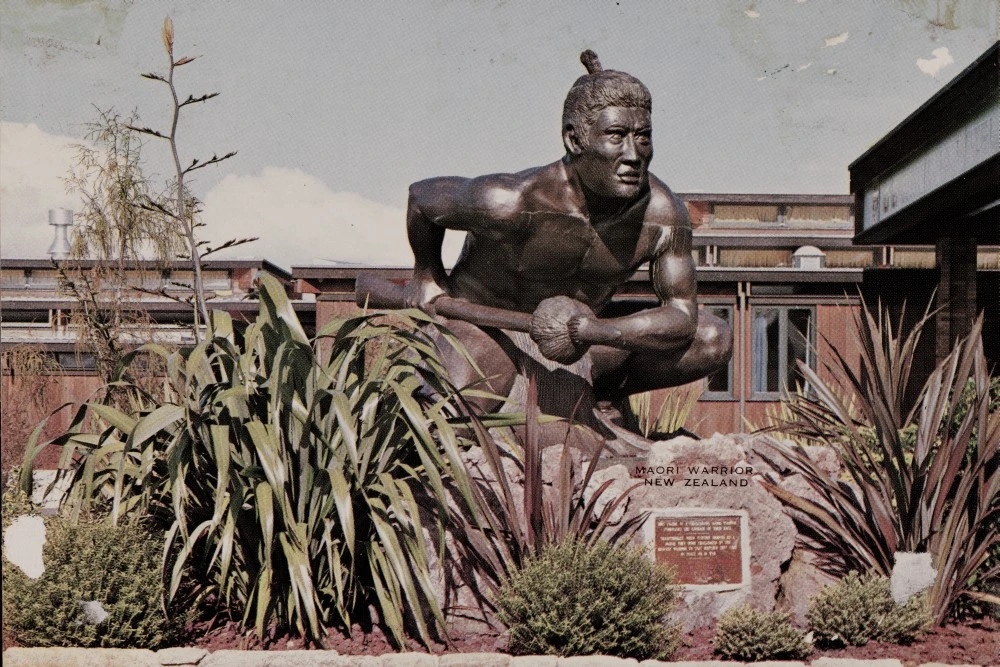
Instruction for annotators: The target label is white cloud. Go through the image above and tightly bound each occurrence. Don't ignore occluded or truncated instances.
[201,167,465,270]
[917,47,954,76]
[0,123,463,269]
[0,123,464,270]
[824,32,849,47]
[0,122,83,258]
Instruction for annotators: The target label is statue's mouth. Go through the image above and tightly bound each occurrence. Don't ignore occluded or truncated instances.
[617,171,641,184]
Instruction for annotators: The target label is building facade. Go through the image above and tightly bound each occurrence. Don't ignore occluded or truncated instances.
[3,194,997,445]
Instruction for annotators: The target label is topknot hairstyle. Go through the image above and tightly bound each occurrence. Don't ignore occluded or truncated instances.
[562,50,651,145]
[580,49,603,74]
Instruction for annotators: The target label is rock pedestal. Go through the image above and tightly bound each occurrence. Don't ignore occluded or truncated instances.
[431,428,844,631]
[586,432,845,627]
[589,434,797,630]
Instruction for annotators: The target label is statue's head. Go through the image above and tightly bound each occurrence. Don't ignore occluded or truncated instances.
[563,51,653,199]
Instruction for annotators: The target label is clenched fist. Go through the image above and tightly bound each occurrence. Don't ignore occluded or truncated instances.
[529,296,595,364]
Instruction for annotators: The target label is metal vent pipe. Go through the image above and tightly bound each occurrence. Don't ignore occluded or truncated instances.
[47,208,73,260]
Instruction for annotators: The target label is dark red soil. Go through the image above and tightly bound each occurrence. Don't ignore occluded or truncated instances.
[674,618,998,666]
[191,621,503,655]
[189,616,1000,666]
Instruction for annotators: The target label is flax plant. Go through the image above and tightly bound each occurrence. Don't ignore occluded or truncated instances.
[458,378,648,581]
[629,382,703,439]
[758,301,1000,623]
[18,274,514,647]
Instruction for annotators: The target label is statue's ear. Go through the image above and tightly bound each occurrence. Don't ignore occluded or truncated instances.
[563,124,584,156]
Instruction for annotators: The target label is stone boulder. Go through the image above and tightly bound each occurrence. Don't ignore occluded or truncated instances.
[429,431,848,632]
[743,434,846,623]
[588,433,798,630]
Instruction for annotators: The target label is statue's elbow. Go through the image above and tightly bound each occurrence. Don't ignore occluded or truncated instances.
[407,182,426,213]
[648,317,695,354]
[701,316,734,369]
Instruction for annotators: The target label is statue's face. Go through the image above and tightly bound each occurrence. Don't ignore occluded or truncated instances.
[574,106,652,199]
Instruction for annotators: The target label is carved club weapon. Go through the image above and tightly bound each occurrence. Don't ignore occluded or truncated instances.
[354,274,596,363]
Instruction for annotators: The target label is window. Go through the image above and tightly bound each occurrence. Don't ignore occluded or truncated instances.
[136,270,166,291]
[703,305,734,400]
[165,270,194,291]
[718,249,792,268]
[713,204,779,223]
[751,306,814,399]
[56,352,97,371]
[26,269,60,288]
[202,270,232,291]
[1,269,28,289]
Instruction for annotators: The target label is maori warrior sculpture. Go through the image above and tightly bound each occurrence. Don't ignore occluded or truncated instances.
[358,51,732,447]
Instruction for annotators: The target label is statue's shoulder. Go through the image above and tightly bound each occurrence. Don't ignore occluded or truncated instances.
[409,172,527,224]
[645,175,690,230]
[460,162,566,220]
[642,176,692,259]
[468,170,532,213]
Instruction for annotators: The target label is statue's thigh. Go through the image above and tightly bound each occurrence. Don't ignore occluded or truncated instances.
[432,319,518,408]
[591,311,733,399]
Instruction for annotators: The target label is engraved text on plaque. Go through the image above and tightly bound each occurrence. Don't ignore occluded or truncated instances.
[654,514,743,585]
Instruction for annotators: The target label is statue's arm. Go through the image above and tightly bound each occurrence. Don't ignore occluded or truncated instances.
[404,176,519,309]
[572,202,698,354]
[404,179,456,308]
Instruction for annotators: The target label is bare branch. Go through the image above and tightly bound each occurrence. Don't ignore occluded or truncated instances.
[178,92,220,108]
[140,72,168,83]
[182,151,237,174]
[132,285,189,305]
[124,124,168,139]
[200,237,259,259]
[135,198,182,221]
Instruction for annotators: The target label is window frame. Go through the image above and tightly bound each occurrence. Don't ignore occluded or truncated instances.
[701,304,735,401]
[749,304,816,401]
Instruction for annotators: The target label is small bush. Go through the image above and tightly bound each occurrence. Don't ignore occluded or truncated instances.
[2,473,34,529]
[807,571,930,646]
[2,517,187,648]
[496,539,680,660]
[713,605,812,661]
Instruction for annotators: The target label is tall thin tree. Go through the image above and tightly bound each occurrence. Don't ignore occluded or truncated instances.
[127,17,254,339]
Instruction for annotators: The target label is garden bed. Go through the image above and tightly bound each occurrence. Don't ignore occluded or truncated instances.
[183,617,1000,666]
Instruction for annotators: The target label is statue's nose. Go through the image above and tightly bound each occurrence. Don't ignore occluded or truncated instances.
[621,136,639,163]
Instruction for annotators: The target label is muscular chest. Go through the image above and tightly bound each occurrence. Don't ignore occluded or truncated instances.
[510,213,646,284]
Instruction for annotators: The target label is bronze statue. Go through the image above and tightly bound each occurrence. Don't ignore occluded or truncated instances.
[361,51,731,432]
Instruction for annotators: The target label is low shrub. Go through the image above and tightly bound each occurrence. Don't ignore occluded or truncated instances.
[2,472,34,529]
[2,517,187,648]
[496,539,680,660]
[807,571,930,646]
[713,605,812,661]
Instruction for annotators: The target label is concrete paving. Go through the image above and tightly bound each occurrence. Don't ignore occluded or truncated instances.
[2,648,989,667]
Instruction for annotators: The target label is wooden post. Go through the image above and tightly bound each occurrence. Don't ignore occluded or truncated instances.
[935,235,977,361]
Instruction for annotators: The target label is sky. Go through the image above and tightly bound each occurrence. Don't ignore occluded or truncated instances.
[1,0,997,270]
